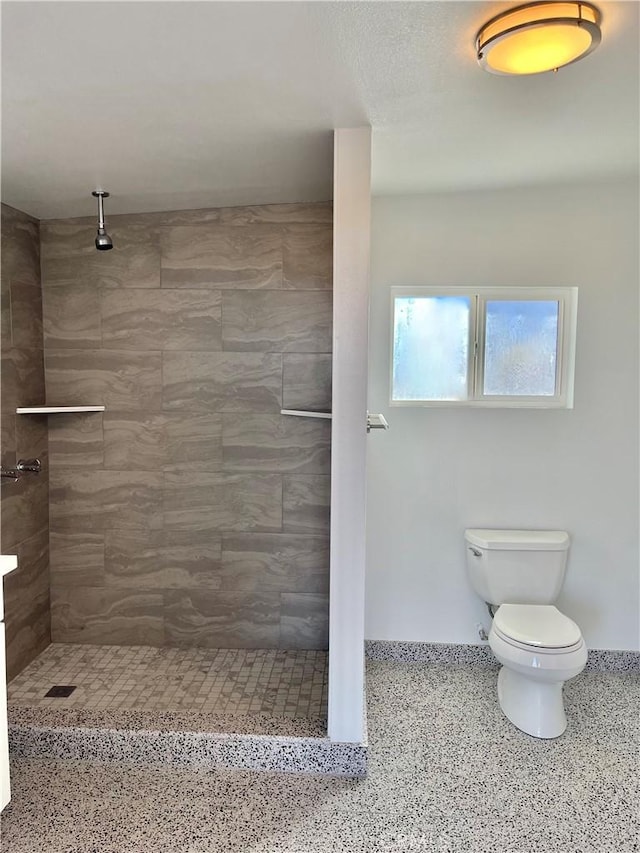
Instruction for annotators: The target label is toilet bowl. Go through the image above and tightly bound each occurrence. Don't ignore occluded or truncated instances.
[464,529,587,739]
[489,604,587,738]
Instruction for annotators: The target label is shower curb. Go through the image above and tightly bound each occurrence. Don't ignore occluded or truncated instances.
[364,640,639,673]
[9,717,367,777]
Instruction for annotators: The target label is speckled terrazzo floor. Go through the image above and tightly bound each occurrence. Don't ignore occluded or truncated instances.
[2,660,638,853]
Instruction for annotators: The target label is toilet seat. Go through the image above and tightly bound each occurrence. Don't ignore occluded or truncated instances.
[493,624,584,656]
[494,604,583,651]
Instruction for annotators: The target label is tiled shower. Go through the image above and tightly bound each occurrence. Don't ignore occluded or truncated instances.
[1,200,333,729]
[1,205,50,682]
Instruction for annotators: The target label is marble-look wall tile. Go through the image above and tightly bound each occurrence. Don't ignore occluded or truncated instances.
[221,533,329,593]
[40,222,160,289]
[162,352,282,413]
[2,346,46,408]
[164,472,282,532]
[39,220,104,259]
[101,289,222,351]
[41,209,221,234]
[41,245,161,290]
[40,220,155,259]
[112,209,221,228]
[0,348,18,420]
[1,204,40,287]
[282,475,331,534]
[41,201,332,652]
[282,354,332,412]
[1,204,50,677]
[0,321,17,470]
[102,413,167,471]
[3,527,50,681]
[63,201,331,230]
[49,531,105,586]
[222,291,332,353]
[222,414,330,474]
[164,412,223,472]
[48,413,104,469]
[282,225,333,289]
[10,280,44,350]
[161,225,282,289]
[0,410,16,470]
[280,593,329,650]
[104,530,222,590]
[1,275,12,346]
[104,412,223,473]
[47,201,330,232]
[51,586,164,645]
[43,285,101,349]
[164,590,281,648]
[16,411,48,460]
[1,467,49,553]
[45,349,162,411]
[217,202,332,226]
[49,470,163,531]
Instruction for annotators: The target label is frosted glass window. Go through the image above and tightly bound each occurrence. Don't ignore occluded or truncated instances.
[483,300,559,396]
[389,287,576,408]
[392,296,471,401]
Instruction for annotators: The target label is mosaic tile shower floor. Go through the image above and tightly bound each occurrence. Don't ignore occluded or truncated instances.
[8,644,328,720]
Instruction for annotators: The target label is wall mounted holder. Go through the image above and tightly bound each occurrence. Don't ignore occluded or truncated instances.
[16,406,105,415]
[280,409,332,420]
[280,409,389,432]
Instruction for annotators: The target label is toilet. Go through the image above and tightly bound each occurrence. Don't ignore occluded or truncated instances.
[464,528,587,739]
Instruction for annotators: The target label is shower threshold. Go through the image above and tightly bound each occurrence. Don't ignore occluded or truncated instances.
[8,645,367,776]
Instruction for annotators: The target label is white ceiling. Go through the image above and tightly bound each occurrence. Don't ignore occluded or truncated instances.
[2,1,638,219]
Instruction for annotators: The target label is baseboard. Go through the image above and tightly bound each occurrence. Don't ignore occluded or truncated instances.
[364,640,639,673]
[582,648,640,673]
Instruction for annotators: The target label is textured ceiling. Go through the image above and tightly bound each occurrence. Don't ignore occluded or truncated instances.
[2,1,638,219]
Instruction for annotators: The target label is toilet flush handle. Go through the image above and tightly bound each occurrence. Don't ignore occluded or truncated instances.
[468,546,483,557]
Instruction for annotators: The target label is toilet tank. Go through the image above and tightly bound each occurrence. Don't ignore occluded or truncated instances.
[464,529,570,605]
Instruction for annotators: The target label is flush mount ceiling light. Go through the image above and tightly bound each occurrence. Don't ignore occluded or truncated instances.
[476,2,601,75]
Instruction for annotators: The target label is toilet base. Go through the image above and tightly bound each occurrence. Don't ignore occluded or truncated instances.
[497,666,567,739]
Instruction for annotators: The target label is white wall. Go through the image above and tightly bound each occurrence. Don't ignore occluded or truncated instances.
[329,128,371,743]
[366,178,639,651]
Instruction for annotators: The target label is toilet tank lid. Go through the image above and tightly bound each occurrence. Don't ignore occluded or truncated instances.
[464,529,570,551]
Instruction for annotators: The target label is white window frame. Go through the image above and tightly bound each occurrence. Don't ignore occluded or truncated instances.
[390,286,578,409]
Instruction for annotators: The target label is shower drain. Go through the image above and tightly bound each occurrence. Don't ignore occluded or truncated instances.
[44,685,76,698]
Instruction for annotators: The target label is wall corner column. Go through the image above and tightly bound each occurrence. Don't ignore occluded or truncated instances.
[328,127,372,743]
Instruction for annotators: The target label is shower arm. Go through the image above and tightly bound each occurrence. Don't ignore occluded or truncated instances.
[92,190,108,231]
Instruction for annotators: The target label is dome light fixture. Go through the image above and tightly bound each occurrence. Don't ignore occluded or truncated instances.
[476,2,601,76]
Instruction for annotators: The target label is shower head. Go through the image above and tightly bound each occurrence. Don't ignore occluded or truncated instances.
[95,229,113,251]
[92,190,113,251]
